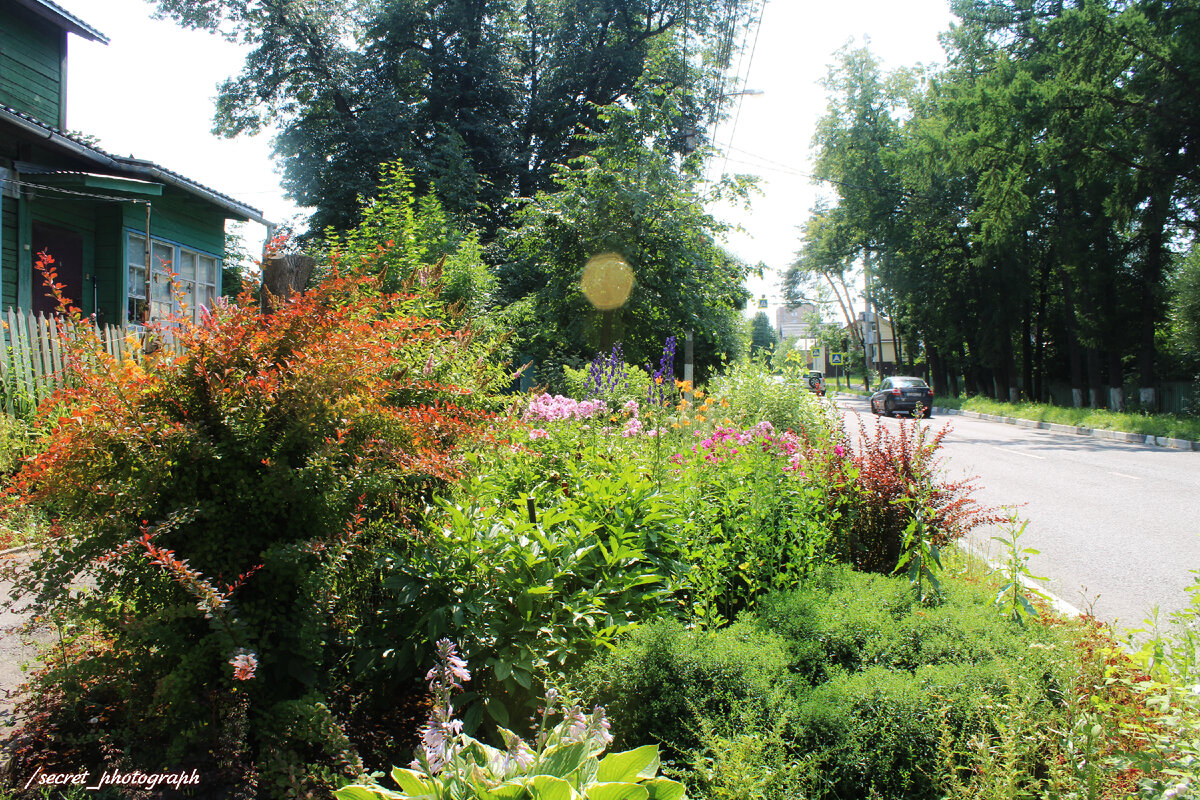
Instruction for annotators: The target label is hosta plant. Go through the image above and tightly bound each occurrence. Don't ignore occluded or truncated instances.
[337,640,685,800]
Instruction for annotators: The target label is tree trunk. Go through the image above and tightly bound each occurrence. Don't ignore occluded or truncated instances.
[1086,346,1104,409]
[261,254,316,314]
[1021,302,1033,402]
[1062,271,1086,407]
[1107,348,1125,412]
[1138,188,1171,410]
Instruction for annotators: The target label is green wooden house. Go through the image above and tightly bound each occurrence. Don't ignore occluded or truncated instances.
[0,0,268,326]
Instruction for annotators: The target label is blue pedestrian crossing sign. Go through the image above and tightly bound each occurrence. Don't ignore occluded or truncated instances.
[829,353,844,365]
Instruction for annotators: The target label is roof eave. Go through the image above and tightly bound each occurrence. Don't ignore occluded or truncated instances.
[12,0,109,43]
[113,158,271,226]
[1,107,271,226]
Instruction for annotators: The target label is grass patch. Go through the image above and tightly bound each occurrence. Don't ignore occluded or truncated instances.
[935,395,1200,441]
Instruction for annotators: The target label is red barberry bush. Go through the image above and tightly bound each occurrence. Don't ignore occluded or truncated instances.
[846,415,1005,574]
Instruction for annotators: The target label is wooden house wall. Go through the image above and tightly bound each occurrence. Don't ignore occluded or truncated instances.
[0,4,64,127]
[1,194,17,308]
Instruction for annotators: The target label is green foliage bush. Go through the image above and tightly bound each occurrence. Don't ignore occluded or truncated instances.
[570,618,796,756]
[571,566,1065,800]
[366,459,685,733]
[707,358,837,436]
[562,361,652,404]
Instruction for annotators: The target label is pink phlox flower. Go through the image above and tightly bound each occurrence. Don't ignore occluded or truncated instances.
[834,444,846,457]
[622,399,639,417]
[621,418,644,437]
[529,428,550,440]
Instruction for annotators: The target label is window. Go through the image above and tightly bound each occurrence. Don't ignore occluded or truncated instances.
[126,233,220,324]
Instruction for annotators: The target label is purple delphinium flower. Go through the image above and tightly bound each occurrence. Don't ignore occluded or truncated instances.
[646,336,677,406]
[586,344,628,400]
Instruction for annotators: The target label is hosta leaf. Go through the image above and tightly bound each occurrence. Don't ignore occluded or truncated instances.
[335,784,402,800]
[485,783,527,799]
[535,742,587,778]
[585,782,648,800]
[390,768,434,796]
[642,778,687,800]
[596,745,660,783]
[527,774,577,800]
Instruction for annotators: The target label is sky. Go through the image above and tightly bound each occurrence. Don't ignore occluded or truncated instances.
[58,0,956,320]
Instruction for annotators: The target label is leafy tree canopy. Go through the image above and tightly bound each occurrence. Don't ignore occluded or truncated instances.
[154,0,759,235]
[499,85,753,380]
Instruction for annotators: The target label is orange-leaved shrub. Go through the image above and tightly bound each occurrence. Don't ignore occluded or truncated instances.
[3,250,499,796]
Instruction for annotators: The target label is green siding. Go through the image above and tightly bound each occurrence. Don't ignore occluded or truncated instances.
[1,193,16,308]
[93,204,122,325]
[0,5,64,126]
[120,192,225,256]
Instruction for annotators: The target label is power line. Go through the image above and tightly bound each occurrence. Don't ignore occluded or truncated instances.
[716,0,766,181]
[0,176,151,205]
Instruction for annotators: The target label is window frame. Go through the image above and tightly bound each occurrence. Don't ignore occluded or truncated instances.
[125,231,221,325]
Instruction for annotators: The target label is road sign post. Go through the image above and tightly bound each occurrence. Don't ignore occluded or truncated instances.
[829,353,844,389]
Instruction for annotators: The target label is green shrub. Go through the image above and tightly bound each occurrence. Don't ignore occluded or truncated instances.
[570,619,796,756]
[707,358,837,437]
[367,460,685,733]
[563,360,652,405]
[571,568,1066,800]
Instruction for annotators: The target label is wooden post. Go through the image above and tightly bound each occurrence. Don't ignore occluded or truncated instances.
[683,330,694,403]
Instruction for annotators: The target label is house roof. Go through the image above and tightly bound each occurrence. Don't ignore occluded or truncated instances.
[9,0,108,44]
[1,103,270,225]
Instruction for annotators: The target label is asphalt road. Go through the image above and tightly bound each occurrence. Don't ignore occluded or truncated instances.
[835,394,1200,635]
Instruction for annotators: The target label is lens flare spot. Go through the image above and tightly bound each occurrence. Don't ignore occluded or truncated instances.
[581,253,634,310]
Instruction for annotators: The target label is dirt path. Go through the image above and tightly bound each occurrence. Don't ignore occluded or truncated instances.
[0,551,45,734]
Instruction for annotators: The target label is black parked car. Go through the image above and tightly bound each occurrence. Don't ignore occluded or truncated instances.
[870,376,933,418]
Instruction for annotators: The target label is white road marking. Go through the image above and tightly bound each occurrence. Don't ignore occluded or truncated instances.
[1109,472,1141,480]
[993,447,1046,460]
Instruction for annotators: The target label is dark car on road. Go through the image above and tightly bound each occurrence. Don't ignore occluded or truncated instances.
[870,376,933,418]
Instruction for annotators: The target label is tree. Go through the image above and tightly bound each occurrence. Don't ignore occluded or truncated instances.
[153,0,759,235]
[749,311,777,356]
[1171,244,1200,359]
[500,92,752,380]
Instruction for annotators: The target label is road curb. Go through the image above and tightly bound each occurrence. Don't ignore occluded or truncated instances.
[958,538,1083,620]
[837,394,1200,451]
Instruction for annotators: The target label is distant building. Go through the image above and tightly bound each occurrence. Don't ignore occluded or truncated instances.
[776,303,818,342]
[844,310,898,372]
